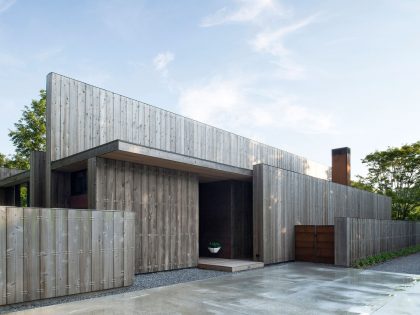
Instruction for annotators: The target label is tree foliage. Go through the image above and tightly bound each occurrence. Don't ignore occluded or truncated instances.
[0,90,46,170]
[350,180,374,193]
[356,141,420,220]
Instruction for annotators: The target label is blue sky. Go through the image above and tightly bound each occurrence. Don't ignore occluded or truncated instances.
[0,0,419,177]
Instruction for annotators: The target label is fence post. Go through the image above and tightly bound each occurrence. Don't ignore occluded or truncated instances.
[335,217,350,267]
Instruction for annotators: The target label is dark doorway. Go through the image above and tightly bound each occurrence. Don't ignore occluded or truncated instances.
[69,169,88,209]
[199,180,253,259]
[295,225,334,264]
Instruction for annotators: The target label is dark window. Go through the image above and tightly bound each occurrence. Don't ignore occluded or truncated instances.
[71,170,87,196]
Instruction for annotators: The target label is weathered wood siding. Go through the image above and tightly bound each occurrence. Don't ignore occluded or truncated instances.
[92,157,199,274]
[0,187,15,206]
[50,171,71,208]
[253,164,392,264]
[335,217,420,267]
[29,151,46,207]
[0,168,24,181]
[46,73,330,179]
[0,206,135,306]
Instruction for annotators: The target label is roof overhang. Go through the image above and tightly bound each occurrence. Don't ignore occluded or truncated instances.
[0,171,30,188]
[51,140,253,182]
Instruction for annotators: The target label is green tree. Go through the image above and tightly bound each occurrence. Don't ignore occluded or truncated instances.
[357,141,420,220]
[0,153,30,170]
[0,153,7,167]
[408,206,420,220]
[351,180,374,192]
[1,90,47,170]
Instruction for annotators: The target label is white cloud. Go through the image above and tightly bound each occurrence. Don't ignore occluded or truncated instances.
[180,3,330,140]
[201,1,320,81]
[270,58,307,80]
[200,0,286,27]
[178,78,245,129]
[0,0,16,13]
[153,51,175,77]
[178,76,334,136]
[248,14,319,79]
[251,14,319,56]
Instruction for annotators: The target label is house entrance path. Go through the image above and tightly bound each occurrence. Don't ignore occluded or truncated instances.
[11,262,420,314]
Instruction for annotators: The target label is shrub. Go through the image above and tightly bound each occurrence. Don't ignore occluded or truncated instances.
[353,244,420,268]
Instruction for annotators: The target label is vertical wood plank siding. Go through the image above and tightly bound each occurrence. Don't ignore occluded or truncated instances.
[335,217,420,267]
[253,164,392,264]
[0,206,135,306]
[0,168,24,180]
[46,73,330,179]
[29,151,46,207]
[94,157,199,274]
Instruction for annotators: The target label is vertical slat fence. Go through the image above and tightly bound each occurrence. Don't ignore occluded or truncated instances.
[335,217,420,267]
[253,163,392,265]
[0,206,135,306]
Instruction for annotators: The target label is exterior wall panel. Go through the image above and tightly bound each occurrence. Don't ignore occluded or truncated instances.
[46,73,330,180]
[0,168,24,180]
[94,157,199,274]
[253,164,392,264]
[29,151,46,207]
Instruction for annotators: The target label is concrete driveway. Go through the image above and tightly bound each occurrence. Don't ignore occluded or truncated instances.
[10,262,420,314]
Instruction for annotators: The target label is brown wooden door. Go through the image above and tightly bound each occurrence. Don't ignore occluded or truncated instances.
[295,225,334,264]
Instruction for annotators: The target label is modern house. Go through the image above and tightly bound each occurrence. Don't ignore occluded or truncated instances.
[0,73,392,275]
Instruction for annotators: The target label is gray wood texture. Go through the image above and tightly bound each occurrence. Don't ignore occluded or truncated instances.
[0,171,29,188]
[93,157,199,274]
[46,73,330,180]
[0,207,6,305]
[29,151,46,207]
[0,168,24,180]
[253,164,392,264]
[335,217,420,267]
[0,206,135,306]
[50,171,71,208]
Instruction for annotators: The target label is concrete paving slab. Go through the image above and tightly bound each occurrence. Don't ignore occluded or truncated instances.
[198,258,264,272]
[8,262,420,314]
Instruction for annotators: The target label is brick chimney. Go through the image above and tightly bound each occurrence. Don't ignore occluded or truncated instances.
[332,147,351,186]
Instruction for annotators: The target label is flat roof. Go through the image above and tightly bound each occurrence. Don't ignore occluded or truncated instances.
[0,170,30,188]
[52,140,253,182]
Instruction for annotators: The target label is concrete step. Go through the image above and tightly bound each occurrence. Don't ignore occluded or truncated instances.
[198,258,264,272]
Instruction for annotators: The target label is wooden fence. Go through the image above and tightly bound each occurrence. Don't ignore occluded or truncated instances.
[0,207,135,306]
[335,217,420,267]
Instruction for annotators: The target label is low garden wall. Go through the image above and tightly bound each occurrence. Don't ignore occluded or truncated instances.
[0,206,135,305]
[335,217,420,267]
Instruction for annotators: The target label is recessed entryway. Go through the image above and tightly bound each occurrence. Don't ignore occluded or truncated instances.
[199,180,253,260]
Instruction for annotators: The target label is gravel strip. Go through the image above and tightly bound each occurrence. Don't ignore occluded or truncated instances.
[368,252,420,275]
[0,268,226,314]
